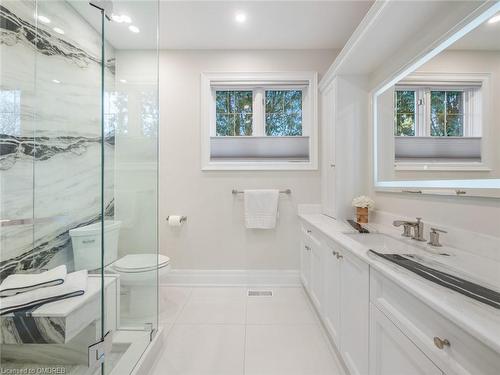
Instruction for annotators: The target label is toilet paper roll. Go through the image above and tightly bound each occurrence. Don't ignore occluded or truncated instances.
[168,215,182,226]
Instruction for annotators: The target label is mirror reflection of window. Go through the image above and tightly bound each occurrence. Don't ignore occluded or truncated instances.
[430,90,464,136]
[394,86,480,138]
[104,91,128,137]
[0,90,21,137]
[141,91,158,138]
[394,90,416,136]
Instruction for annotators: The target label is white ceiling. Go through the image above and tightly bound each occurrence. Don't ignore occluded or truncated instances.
[72,1,373,50]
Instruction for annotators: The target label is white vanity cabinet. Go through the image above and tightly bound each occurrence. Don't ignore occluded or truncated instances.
[338,248,370,375]
[300,224,324,312]
[300,225,370,375]
[322,241,341,346]
[300,231,311,290]
[299,217,500,375]
[370,269,500,375]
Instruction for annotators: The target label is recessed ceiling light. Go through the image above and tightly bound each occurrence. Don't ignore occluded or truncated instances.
[53,27,65,35]
[111,14,123,22]
[119,79,127,83]
[52,79,61,84]
[120,15,131,24]
[111,14,132,24]
[488,14,500,24]
[235,12,246,24]
[37,15,51,24]
[128,25,140,33]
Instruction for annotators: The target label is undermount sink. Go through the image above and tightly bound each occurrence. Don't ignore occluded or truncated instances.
[344,232,426,255]
[344,232,500,308]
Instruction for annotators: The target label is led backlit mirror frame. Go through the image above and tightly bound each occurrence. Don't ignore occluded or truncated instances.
[372,2,500,198]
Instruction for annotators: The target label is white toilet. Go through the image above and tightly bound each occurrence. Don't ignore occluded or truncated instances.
[69,220,170,318]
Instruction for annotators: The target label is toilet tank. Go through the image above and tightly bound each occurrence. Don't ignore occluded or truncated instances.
[69,220,121,271]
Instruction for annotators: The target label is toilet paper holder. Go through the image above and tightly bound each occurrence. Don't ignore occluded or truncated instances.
[166,215,187,223]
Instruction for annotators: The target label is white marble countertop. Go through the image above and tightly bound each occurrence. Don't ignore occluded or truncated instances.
[298,213,500,354]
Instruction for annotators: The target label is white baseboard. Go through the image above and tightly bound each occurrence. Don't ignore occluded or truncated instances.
[161,269,301,287]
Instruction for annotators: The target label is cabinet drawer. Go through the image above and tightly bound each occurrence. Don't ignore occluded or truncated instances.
[370,270,500,375]
[370,303,443,375]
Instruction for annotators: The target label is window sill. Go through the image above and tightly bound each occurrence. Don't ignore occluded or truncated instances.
[394,161,491,172]
[202,159,317,171]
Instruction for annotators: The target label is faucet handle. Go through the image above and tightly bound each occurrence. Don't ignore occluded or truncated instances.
[431,227,447,234]
[429,227,446,247]
[401,224,413,237]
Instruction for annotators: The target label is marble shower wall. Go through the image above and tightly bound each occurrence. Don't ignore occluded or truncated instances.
[0,0,116,278]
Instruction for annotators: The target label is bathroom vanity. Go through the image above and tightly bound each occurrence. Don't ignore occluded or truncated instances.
[299,213,500,375]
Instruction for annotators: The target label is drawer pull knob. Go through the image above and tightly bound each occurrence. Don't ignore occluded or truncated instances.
[433,337,450,349]
[306,230,312,234]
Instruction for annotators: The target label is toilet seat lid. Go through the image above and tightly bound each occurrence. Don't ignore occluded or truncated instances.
[113,254,170,273]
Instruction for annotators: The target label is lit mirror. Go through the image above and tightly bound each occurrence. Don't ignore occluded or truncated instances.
[374,6,500,197]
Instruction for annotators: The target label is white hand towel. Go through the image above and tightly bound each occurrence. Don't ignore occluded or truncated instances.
[244,189,280,229]
[0,269,87,316]
[0,265,67,298]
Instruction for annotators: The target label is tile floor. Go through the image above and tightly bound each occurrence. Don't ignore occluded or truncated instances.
[149,286,343,375]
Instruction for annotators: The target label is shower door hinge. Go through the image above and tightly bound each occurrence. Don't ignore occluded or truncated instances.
[88,330,113,370]
[145,322,156,342]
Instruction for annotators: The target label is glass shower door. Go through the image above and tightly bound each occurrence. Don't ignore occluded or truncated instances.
[1,0,159,373]
[1,0,109,374]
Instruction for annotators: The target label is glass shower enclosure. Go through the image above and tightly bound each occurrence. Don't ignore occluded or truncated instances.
[0,0,159,374]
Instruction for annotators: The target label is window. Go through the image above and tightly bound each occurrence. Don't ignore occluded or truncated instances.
[213,89,303,137]
[265,90,302,136]
[201,72,318,170]
[215,90,253,136]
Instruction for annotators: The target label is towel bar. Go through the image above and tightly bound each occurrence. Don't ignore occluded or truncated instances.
[166,216,187,223]
[231,189,291,195]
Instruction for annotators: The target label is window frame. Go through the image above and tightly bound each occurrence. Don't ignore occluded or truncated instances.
[394,86,480,137]
[392,72,491,171]
[201,72,318,170]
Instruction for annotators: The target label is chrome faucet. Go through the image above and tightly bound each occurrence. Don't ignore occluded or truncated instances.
[393,217,426,242]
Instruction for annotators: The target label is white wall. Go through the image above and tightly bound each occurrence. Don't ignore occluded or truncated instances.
[159,49,337,269]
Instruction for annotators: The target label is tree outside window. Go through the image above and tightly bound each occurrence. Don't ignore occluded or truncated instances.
[430,91,464,136]
[216,91,253,136]
[265,90,302,136]
[395,89,464,137]
[394,90,416,136]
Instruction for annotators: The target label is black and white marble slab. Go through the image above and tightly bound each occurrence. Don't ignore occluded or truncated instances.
[0,1,118,280]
